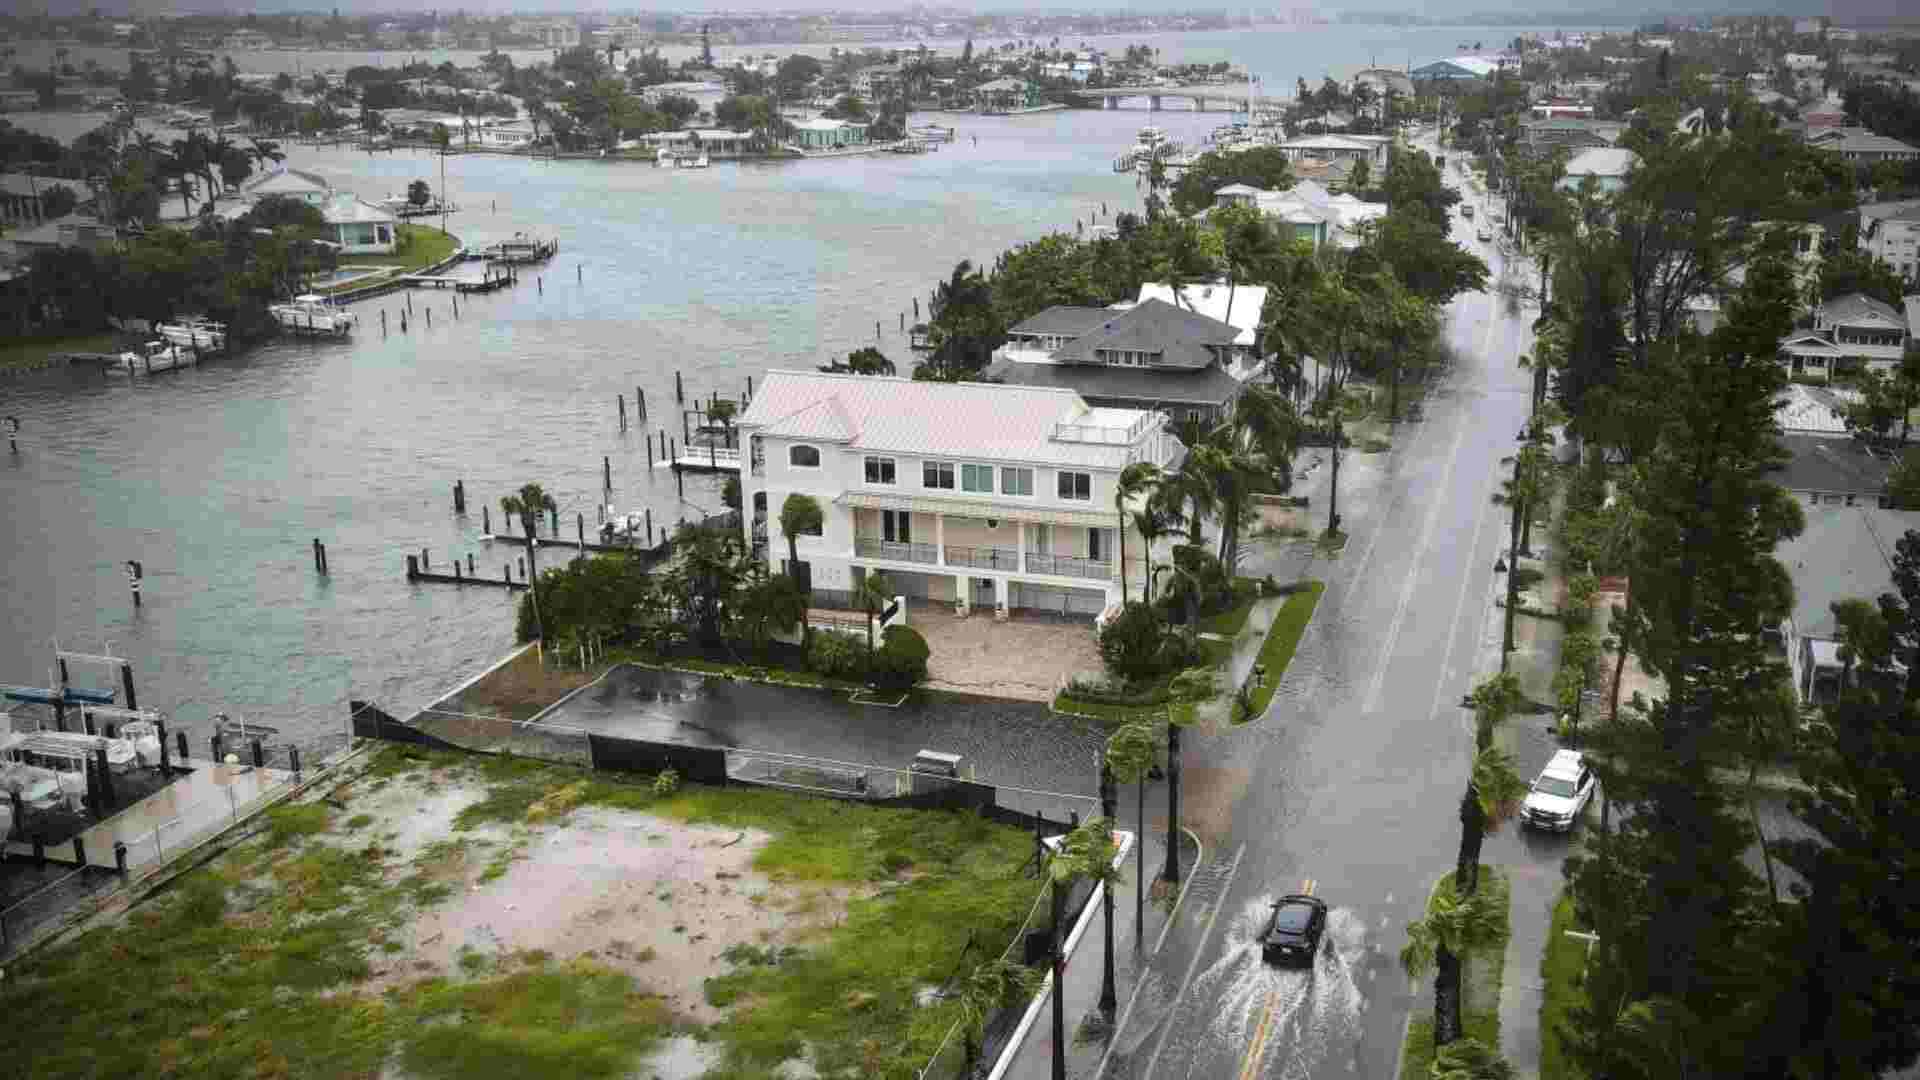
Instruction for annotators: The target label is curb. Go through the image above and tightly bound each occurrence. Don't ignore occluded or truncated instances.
[1089,826,1205,1078]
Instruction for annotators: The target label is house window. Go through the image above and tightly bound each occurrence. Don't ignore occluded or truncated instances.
[882,509,911,542]
[864,456,896,485]
[1001,467,1034,496]
[1087,527,1104,562]
[1058,471,1092,501]
[924,461,955,489]
[962,464,993,493]
[790,444,821,468]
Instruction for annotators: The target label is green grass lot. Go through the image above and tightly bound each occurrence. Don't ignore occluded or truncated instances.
[1540,890,1590,1080]
[0,745,1038,1080]
[1400,867,1513,1080]
[0,331,121,373]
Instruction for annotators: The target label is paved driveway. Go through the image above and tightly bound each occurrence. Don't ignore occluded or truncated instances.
[909,608,1107,702]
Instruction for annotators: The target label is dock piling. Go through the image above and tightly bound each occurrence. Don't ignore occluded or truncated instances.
[175,730,187,762]
[578,263,583,283]
[645,508,652,544]
[646,438,654,468]
[577,513,585,549]
[603,456,611,495]
[467,553,475,574]
[290,747,302,778]
[114,841,128,876]
[675,371,684,403]
[453,479,466,514]
[518,557,525,578]
[211,733,225,765]
[538,276,543,295]
[747,375,754,398]
[483,505,491,535]
[421,547,429,571]
[406,554,419,580]
[549,507,558,535]
[425,307,431,327]
[638,387,647,421]
[618,395,626,432]
[251,739,265,768]
[121,663,137,711]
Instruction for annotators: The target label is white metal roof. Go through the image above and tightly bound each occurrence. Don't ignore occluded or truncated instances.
[1135,281,1268,346]
[737,370,1156,470]
[1564,146,1640,178]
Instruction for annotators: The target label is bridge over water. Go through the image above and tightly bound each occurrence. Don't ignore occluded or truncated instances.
[1090,83,1288,111]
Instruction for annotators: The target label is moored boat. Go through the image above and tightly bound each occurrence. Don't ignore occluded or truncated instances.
[270,294,356,337]
[156,315,227,351]
[110,340,193,374]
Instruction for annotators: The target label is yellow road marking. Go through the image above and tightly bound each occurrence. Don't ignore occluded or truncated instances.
[1302,879,1316,896]
[1239,987,1282,1080]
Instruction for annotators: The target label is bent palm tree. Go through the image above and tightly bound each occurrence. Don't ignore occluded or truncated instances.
[1401,881,1505,1050]
[855,571,891,656]
[1115,461,1161,603]
[956,959,1035,1073]
[779,493,824,653]
[1454,744,1525,896]
[1430,1038,1516,1080]
[501,483,558,638]
[1161,665,1216,884]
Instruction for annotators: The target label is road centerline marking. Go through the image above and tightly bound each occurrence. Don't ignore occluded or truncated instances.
[1143,843,1247,1080]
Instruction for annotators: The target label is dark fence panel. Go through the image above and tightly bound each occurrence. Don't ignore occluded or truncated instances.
[875,777,995,813]
[587,735,728,785]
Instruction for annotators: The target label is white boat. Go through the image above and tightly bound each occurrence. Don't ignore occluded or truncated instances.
[679,152,711,169]
[27,729,137,774]
[156,315,227,351]
[270,294,356,337]
[0,763,62,810]
[111,340,192,374]
[120,720,164,768]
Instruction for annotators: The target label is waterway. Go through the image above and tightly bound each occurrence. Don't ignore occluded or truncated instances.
[0,24,1565,753]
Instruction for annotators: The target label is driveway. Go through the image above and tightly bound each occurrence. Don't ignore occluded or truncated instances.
[909,608,1107,703]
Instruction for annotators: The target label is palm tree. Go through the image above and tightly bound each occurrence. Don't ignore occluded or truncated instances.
[1106,719,1159,961]
[1115,462,1161,604]
[956,959,1035,1073]
[736,566,805,659]
[1048,818,1121,1080]
[248,137,285,170]
[1430,1038,1516,1080]
[501,483,558,638]
[854,571,891,657]
[1132,505,1172,606]
[1454,744,1525,897]
[779,494,824,653]
[1160,665,1215,884]
[1401,881,1506,1049]
[1157,445,1222,548]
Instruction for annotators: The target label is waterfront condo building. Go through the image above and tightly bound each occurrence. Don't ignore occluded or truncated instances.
[736,371,1185,620]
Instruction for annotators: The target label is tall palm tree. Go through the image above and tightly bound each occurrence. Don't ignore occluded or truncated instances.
[1132,505,1172,606]
[1049,818,1121,1080]
[1160,665,1215,884]
[736,565,805,660]
[854,571,891,656]
[1106,720,1159,959]
[501,483,558,638]
[247,137,285,170]
[1115,462,1161,604]
[1401,881,1506,1049]
[1454,744,1525,898]
[1430,1038,1516,1080]
[1157,444,1223,548]
[779,494,824,653]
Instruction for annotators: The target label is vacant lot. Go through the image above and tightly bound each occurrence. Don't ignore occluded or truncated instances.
[1,745,1039,1079]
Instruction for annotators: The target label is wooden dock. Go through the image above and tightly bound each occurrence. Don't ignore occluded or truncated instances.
[483,534,660,556]
[405,555,526,590]
[656,445,742,473]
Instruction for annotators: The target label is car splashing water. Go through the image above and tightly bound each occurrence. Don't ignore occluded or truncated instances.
[1190,896,1370,1075]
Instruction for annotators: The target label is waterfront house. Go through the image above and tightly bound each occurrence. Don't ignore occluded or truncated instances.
[1556,146,1639,195]
[320,192,398,255]
[789,117,870,150]
[1273,134,1388,169]
[1808,127,1920,165]
[985,293,1265,426]
[1777,292,1910,381]
[971,78,1042,113]
[736,371,1185,620]
[242,166,332,206]
[475,120,537,149]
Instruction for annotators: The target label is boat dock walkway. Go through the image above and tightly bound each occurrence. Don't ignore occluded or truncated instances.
[654,445,742,474]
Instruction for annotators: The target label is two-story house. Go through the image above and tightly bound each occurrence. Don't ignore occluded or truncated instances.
[1777,506,1920,704]
[1777,292,1910,380]
[984,294,1264,426]
[1211,180,1386,250]
[1859,199,1920,280]
[1556,146,1639,195]
[737,371,1185,620]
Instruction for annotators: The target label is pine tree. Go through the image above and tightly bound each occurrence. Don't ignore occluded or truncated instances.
[1564,255,1805,1076]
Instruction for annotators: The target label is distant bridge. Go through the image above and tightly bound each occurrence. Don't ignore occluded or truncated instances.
[1088,83,1289,112]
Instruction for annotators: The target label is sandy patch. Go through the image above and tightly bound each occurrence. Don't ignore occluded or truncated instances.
[342,767,864,1023]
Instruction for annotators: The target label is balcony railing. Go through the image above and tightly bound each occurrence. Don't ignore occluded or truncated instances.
[1026,552,1115,581]
[855,536,939,565]
[945,544,1020,572]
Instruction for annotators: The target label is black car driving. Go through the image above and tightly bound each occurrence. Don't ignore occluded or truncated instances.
[1261,894,1328,967]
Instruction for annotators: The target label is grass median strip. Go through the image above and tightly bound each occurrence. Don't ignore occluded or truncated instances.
[1246,581,1325,717]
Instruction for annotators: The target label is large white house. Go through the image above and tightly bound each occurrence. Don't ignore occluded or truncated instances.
[736,371,1185,620]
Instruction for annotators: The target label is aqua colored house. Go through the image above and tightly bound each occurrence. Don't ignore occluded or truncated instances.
[789,118,870,150]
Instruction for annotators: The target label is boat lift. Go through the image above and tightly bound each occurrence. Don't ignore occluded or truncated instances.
[53,640,141,710]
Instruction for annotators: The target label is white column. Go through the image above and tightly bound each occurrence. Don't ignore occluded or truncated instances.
[993,575,1009,614]
[1017,520,1027,573]
[935,512,946,566]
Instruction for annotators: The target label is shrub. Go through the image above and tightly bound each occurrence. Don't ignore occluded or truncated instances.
[652,768,680,796]
[1099,602,1188,681]
[807,629,867,680]
[869,625,930,691]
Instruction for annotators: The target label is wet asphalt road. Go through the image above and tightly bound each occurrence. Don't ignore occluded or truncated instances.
[1110,160,1544,1080]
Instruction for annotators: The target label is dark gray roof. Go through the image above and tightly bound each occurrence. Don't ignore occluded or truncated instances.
[1007,305,1118,337]
[1050,298,1238,371]
[1775,433,1894,496]
[984,356,1245,408]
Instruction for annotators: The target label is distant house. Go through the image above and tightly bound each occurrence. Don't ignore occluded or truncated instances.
[1530,101,1595,119]
[0,174,73,227]
[243,166,332,206]
[1273,133,1388,169]
[1858,200,1920,280]
[475,120,537,149]
[223,30,277,51]
[6,214,118,261]
[1519,117,1628,154]
[788,117,869,150]
[971,78,1041,113]
[986,295,1263,425]
[1556,146,1639,194]
[1809,127,1920,165]
[1802,100,1847,130]
[1215,179,1385,250]
[1777,507,1920,704]
[1776,432,1895,510]
[319,192,398,255]
[1777,292,1911,381]
[1784,52,1825,70]
[1409,58,1495,82]
[1351,68,1414,100]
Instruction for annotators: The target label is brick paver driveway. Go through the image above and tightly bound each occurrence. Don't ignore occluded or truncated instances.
[908,608,1106,702]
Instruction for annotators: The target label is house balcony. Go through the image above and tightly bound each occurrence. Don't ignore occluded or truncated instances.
[855,536,939,565]
[944,544,1020,572]
[1024,551,1115,581]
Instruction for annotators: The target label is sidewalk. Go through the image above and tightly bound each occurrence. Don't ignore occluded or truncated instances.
[1498,862,1561,1080]
[997,824,1198,1080]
